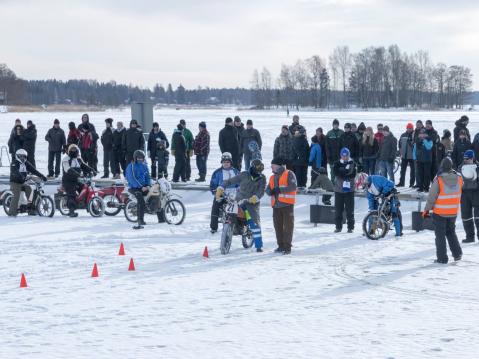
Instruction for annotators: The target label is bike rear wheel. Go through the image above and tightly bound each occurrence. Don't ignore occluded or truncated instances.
[58,196,69,216]
[164,199,186,225]
[2,193,12,215]
[363,211,388,240]
[220,222,233,254]
[241,226,254,248]
[87,196,105,217]
[124,200,138,222]
[103,194,122,216]
[37,196,55,217]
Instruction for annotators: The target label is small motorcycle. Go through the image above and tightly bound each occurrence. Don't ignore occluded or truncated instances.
[56,175,105,217]
[97,181,128,216]
[362,193,402,240]
[2,176,55,217]
[123,178,186,225]
[219,195,254,254]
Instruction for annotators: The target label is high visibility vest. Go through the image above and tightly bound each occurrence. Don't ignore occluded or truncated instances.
[433,175,463,216]
[269,170,296,206]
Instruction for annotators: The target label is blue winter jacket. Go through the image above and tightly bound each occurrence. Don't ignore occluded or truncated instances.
[367,175,395,209]
[209,167,240,195]
[309,143,322,168]
[126,162,151,189]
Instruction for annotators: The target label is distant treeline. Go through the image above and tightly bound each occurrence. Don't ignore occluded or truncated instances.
[0,44,476,109]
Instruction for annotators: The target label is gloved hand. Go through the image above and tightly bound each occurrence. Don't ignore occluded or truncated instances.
[270,187,280,196]
[40,175,48,182]
[215,187,224,200]
[422,210,430,218]
[248,195,259,204]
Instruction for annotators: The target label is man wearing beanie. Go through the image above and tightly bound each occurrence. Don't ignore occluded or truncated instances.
[326,119,344,182]
[459,150,479,243]
[333,147,356,233]
[266,158,297,254]
[45,118,66,178]
[273,125,294,170]
[193,121,210,182]
[218,117,240,169]
[423,158,463,264]
[398,123,415,187]
[240,119,262,171]
[178,119,194,181]
[377,125,397,182]
[100,118,114,178]
[123,119,145,164]
[23,120,37,167]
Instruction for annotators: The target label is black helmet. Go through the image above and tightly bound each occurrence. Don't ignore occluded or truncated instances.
[68,144,80,158]
[133,150,145,162]
[249,159,264,176]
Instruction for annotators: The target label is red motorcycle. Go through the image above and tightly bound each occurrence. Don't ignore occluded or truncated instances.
[55,175,105,217]
[97,182,128,216]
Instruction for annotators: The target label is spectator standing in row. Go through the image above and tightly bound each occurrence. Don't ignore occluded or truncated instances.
[360,126,379,175]
[112,121,126,178]
[23,120,37,167]
[100,118,114,178]
[171,124,187,182]
[218,117,240,170]
[193,121,210,182]
[333,148,356,233]
[341,123,360,163]
[415,128,433,192]
[289,115,304,135]
[311,127,328,175]
[377,126,397,182]
[234,116,244,170]
[454,115,470,143]
[326,119,344,182]
[292,128,309,188]
[459,150,479,243]
[8,123,24,157]
[273,125,294,170]
[123,119,145,164]
[452,129,472,170]
[147,122,169,179]
[398,123,415,187]
[45,119,66,179]
[78,114,99,171]
[309,132,323,185]
[179,119,194,181]
[240,119,262,171]
[66,122,81,149]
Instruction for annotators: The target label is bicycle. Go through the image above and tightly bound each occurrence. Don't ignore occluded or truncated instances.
[219,195,254,254]
[362,193,402,240]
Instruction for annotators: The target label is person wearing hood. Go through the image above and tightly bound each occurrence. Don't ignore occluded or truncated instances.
[66,121,81,149]
[459,150,479,243]
[45,119,66,178]
[441,129,453,153]
[423,158,463,264]
[78,114,99,171]
[425,120,440,179]
[356,122,366,142]
[333,147,357,233]
[193,121,210,182]
[311,127,328,173]
[414,128,433,192]
[273,125,294,170]
[122,119,145,164]
[398,123,415,187]
[472,130,479,160]
[266,158,297,255]
[100,118,114,178]
[309,134,323,185]
[147,122,169,179]
[23,120,37,167]
[360,126,379,175]
[377,126,397,182]
[326,119,344,182]
[453,115,470,143]
[171,124,187,182]
[292,127,309,188]
[8,123,24,156]
[240,119,262,171]
[452,130,472,169]
[341,123,360,163]
[218,117,240,169]
[112,121,126,178]
[234,116,245,170]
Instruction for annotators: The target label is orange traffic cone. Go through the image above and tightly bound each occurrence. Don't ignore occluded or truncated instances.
[128,258,136,271]
[118,242,125,256]
[20,273,28,288]
[203,246,209,258]
[91,263,99,277]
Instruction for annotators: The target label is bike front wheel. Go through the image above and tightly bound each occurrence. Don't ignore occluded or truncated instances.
[103,194,122,216]
[220,222,233,255]
[124,200,138,222]
[87,196,105,217]
[37,195,55,217]
[164,199,186,225]
[362,211,388,240]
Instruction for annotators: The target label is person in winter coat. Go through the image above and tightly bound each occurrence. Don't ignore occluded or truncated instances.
[266,158,297,255]
[125,150,151,225]
[356,122,366,142]
[8,149,47,217]
[459,150,479,243]
[454,115,470,143]
[472,131,479,160]
[414,128,434,192]
[154,139,169,179]
[311,127,328,174]
[61,144,94,217]
[193,121,210,182]
[147,122,169,179]
[292,128,309,188]
[78,114,99,171]
[218,117,240,169]
[122,119,145,164]
[333,147,356,233]
[398,123,415,187]
[425,120,440,179]
[377,126,397,182]
[9,118,21,136]
[452,130,472,169]
[45,119,66,178]
[234,116,245,170]
[171,124,187,182]
[309,135,322,185]
[66,122,81,150]
[288,115,304,136]
[423,158,463,264]
[309,166,333,205]
[8,124,24,156]
[178,119,194,181]
[217,159,266,252]
[341,123,360,163]
[374,123,385,148]
[23,120,37,167]
[273,125,294,169]
[209,152,240,233]
[100,118,114,178]
[112,121,126,178]
[240,119,262,171]
[326,119,344,181]
[361,127,379,175]
[441,129,453,153]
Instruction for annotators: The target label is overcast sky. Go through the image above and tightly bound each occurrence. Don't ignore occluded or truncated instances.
[2,0,479,89]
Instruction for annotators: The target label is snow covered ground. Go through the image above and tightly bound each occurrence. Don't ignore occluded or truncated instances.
[1,109,479,359]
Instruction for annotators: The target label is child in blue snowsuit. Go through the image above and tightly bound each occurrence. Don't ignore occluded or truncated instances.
[366,175,402,236]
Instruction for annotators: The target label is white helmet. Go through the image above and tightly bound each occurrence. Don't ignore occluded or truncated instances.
[221,152,232,163]
[461,164,477,181]
[15,149,28,163]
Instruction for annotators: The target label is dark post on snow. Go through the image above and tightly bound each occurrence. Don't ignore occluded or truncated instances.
[131,102,154,131]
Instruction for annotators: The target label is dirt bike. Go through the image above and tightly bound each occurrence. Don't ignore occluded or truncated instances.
[2,176,55,217]
[97,181,128,216]
[362,193,402,240]
[55,174,105,217]
[219,195,254,254]
[123,178,185,225]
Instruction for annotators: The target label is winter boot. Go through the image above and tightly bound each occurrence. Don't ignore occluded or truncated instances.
[274,247,284,253]
[68,211,78,218]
